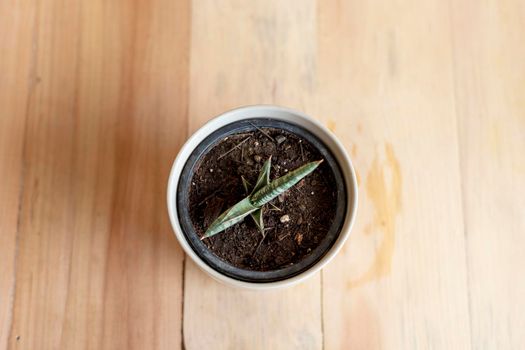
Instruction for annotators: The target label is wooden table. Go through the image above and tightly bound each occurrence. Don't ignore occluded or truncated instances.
[1,0,524,349]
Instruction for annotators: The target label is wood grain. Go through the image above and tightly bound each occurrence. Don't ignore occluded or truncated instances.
[316,0,472,348]
[451,0,525,347]
[3,0,189,348]
[183,1,322,350]
[0,0,524,349]
[0,0,35,347]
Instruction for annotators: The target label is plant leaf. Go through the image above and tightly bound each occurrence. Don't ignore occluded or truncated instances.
[251,207,264,233]
[202,197,259,239]
[202,158,323,239]
[242,157,271,234]
[242,175,264,233]
[241,176,251,194]
[250,160,323,207]
[251,156,271,194]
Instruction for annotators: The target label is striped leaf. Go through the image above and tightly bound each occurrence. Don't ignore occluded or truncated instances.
[251,156,271,194]
[250,160,323,207]
[251,206,264,234]
[202,158,323,239]
[249,157,271,233]
[241,176,251,194]
[202,197,258,239]
[241,157,272,234]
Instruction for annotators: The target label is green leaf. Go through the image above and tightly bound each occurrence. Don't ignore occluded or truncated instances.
[241,176,251,194]
[202,158,323,239]
[251,207,264,233]
[241,176,263,232]
[250,160,323,207]
[202,197,259,239]
[251,156,271,194]
[248,157,271,233]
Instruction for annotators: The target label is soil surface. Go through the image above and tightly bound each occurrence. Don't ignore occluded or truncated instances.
[188,127,337,271]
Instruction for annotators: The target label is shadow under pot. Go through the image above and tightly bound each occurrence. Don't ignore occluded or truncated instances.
[176,118,347,283]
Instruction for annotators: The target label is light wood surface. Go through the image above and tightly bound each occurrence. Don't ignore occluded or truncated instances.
[317,1,473,348]
[1,0,524,349]
[451,1,525,348]
[0,0,33,346]
[2,0,188,348]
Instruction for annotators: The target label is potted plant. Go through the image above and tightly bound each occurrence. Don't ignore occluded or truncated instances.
[167,105,358,289]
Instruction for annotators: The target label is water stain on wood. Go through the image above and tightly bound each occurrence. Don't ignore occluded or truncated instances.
[327,119,336,132]
[348,143,401,289]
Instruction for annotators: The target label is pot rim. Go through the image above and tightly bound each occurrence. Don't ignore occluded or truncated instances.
[167,105,358,290]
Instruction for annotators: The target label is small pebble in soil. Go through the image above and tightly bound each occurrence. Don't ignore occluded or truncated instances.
[192,182,196,186]
[278,194,286,203]
[280,214,290,223]
[254,155,262,163]
[276,135,286,144]
[254,141,259,147]
[210,169,214,173]
[284,169,288,172]
[311,191,314,195]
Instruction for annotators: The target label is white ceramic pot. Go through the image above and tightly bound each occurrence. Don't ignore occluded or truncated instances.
[167,105,358,289]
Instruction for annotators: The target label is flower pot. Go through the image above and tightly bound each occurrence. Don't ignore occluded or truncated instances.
[167,105,358,289]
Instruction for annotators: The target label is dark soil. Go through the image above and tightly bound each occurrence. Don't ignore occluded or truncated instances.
[188,127,337,271]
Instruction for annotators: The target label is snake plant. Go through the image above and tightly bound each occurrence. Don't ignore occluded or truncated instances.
[201,156,322,239]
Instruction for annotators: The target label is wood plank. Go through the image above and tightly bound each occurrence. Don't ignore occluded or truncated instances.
[0,0,35,347]
[450,0,525,347]
[7,0,189,348]
[316,0,472,348]
[183,1,322,349]
[2,0,523,348]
